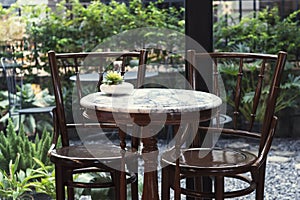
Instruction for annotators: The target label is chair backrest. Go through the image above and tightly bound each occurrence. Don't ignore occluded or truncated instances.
[48,50,148,146]
[0,57,23,117]
[186,51,287,151]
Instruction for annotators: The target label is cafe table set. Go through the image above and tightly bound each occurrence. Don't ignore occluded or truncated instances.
[80,86,222,200]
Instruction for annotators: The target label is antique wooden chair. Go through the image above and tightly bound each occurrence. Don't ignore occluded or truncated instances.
[161,51,287,200]
[1,57,54,132]
[48,49,147,200]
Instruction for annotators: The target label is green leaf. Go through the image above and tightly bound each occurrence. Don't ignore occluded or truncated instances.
[10,153,20,177]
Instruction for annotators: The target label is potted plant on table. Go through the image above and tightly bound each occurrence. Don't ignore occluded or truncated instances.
[100,71,134,95]
[102,71,124,85]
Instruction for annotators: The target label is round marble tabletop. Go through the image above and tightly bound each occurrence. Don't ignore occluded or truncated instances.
[80,88,222,114]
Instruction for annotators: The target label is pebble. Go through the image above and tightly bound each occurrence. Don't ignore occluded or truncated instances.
[268,156,292,163]
[274,151,296,157]
[226,141,250,149]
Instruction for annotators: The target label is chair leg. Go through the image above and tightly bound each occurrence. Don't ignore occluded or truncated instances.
[55,165,66,200]
[214,176,224,200]
[112,170,127,200]
[256,163,266,200]
[174,158,182,200]
[161,165,171,200]
[120,171,127,200]
[126,155,138,200]
[186,177,195,200]
[131,136,139,200]
[131,173,139,200]
[66,169,75,200]
[194,177,203,200]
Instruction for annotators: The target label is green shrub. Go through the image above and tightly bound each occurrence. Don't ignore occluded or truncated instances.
[29,158,55,199]
[0,83,54,135]
[0,154,55,200]
[21,0,184,69]
[214,7,300,61]
[0,119,52,173]
[219,60,300,123]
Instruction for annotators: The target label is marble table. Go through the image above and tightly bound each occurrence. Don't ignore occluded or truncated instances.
[80,88,222,200]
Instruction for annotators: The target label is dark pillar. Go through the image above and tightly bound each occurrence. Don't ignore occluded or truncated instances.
[185,2,213,199]
[185,0,213,92]
[185,0,213,52]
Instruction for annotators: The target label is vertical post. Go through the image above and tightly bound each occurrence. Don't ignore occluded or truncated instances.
[185,0,212,92]
[253,0,257,18]
[185,2,213,200]
[281,0,285,17]
[296,0,299,62]
[185,0,213,53]
[239,0,242,21]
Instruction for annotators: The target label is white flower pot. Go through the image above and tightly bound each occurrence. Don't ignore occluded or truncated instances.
[100,82,134,95]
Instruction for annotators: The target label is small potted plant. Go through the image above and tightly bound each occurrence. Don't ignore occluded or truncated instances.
[100,71,134,95]
[102,71,124,85]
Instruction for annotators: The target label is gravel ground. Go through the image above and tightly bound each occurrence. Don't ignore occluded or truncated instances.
[77,134,300,200]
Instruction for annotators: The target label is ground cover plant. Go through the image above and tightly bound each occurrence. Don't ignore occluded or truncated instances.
[0,119,55,199]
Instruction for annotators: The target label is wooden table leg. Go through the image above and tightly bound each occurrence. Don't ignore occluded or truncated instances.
[142,136,159,200]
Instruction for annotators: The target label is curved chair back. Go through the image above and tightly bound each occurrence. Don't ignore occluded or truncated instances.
[48,50,148,147]
[187,51,287,151]
[1,57,55,134]
[1,57,23,117]
[161,50,287,200]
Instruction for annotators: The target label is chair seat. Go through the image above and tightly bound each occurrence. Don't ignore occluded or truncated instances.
[162,148,257,174]
[18,106,55,114]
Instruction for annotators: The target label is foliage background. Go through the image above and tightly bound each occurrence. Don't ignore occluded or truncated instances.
[214,7,300,63]
[22,0,184,68]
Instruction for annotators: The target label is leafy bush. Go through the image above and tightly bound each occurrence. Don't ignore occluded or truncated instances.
[0,119,52,173]
[29,158,55,199]
[21,0,184,69]
[219,60,300,123]
[214,7,300,62]
[0,83,54,135]
[0,4,26,42]
[0,154,55,200]
[214,7,300,122]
